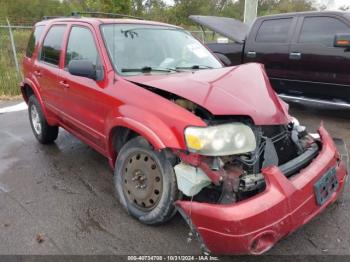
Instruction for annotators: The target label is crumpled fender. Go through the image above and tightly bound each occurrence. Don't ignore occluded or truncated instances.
[105,102,205,168]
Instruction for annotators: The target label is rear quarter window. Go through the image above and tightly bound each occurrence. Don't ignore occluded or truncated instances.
[39,25,67,66]
[26,25,44,58]
[256,18,292,43]
[299,16,350,47]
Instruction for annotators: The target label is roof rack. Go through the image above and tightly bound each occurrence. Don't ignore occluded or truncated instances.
[71,11,144,20]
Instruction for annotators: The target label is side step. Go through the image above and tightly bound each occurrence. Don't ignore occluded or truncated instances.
[279,94,350,109]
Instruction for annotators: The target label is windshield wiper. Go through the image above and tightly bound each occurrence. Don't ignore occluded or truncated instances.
[175,65,213,70]
[121,66,176,73]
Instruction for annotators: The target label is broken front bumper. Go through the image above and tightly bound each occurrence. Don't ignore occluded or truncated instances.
[176,125,348,255]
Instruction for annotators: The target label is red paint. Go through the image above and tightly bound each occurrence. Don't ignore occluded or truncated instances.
[126,63,290,125]
[21,17,348,256]
[22,18,289,167]
[176,126,348,255]
[22,18,207,168]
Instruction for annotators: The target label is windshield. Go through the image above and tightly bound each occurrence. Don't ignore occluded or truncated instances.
[101,24,222,75]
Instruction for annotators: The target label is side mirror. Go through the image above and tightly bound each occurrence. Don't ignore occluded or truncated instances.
[334,33,350,48]
[68,60,97,80]
[215,53,231,66]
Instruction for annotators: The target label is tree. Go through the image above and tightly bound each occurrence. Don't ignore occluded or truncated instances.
[339,5,350,11]
[258,0,315,16]
[131,0,145,16]
[0,0,318,26]
[168,0,243,26]
[0,0,134,23]
[0,0,70,23]
[84,0,131,13]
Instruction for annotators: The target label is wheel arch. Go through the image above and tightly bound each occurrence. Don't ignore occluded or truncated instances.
[21,79,58,125]
[106,117,183,169]
[21,79,39,103]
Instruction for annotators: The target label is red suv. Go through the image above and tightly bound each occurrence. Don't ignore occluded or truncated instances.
[21,13,348,255]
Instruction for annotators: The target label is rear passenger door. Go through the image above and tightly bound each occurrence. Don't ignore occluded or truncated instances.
[58,24,108,152]
[244,16,297,88]
[35,24,67,113]
[23,25,45,79]
[288,15,350,102]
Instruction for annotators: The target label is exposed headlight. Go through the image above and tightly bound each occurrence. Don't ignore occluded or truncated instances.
[184,123,256,156]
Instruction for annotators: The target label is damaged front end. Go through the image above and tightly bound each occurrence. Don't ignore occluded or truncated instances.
[172,120,348,255]
[123,64,348,255]
[173,117,318,205]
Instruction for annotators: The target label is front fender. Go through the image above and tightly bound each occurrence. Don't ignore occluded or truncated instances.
[106,116,169,150]
[105,104,191,167]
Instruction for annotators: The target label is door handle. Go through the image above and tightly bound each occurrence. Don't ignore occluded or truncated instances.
[59,80,70,88]
[34,70,42,77]
[289,52,302,60]
[247,51,256,58]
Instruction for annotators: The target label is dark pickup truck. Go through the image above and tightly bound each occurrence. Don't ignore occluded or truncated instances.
[190,11,350,108]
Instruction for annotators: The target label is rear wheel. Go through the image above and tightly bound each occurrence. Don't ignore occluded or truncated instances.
[114,137,179,225]
[28,95,58,144]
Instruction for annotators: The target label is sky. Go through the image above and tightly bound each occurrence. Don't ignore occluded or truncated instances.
[314,0,350,9]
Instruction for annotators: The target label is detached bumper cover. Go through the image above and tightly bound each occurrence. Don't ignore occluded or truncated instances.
[176,126,348,255]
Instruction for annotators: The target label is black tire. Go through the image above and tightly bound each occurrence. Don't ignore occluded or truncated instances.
[28,95,58,144]
[114,136,179,225]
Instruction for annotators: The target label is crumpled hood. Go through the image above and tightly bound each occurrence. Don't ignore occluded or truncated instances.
[123,63,290,125]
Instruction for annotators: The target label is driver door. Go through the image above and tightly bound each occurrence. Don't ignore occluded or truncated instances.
[58,24,109,152]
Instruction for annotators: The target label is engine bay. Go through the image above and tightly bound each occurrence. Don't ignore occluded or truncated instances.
[171,99,319,204]
[174,121,319,205]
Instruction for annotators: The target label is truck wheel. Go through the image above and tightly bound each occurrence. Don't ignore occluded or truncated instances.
[114,136,179,225]
[28,95,58,144]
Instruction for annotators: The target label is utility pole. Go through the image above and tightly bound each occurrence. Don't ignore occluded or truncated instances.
[244,0,258,24]
[6,18,22,79]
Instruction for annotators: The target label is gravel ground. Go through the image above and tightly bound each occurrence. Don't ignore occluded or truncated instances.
[0,100,349,257]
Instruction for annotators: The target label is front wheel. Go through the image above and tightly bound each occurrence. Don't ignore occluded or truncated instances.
[28,95,58,144]
[114,137,179,225]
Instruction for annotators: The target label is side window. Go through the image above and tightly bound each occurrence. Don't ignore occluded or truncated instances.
[65,26,100,67]
[26,25,44,58]
[40,25,67,66]
[256,18,292,43]
[299,16,350,47]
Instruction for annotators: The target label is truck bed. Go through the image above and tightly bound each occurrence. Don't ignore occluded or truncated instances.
[206,42,244,66]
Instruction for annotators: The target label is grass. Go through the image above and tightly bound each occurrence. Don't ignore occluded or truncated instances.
[0,28,31,97]
[0,95,22,100]
[0,71,22,97]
